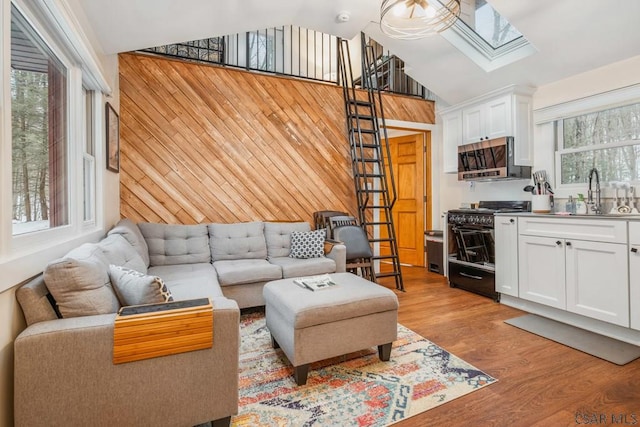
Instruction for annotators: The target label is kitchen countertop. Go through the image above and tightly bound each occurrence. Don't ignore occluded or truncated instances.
[495,212,640,221]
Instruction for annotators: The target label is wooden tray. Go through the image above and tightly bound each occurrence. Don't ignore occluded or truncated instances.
[113,298,213,364]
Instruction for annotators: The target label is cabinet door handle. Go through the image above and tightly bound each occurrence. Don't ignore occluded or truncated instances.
[556,240,562,246]
[509,218,515,223]
[566,241,572,246]
[632,247,639,253]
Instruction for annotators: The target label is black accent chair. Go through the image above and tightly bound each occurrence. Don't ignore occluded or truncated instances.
[332,225,375,282]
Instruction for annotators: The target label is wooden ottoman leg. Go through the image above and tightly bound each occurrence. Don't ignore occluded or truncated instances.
[378,343,392,361]
[294,364,310,386]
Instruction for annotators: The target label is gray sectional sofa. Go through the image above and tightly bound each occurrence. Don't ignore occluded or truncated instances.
[13,219,346,427]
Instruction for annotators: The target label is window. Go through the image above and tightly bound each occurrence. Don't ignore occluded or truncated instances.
[11,4,68,235]
[460,0,523,49]
[441,0,536,72]
[82,87,96,223]
[557,103,640,185]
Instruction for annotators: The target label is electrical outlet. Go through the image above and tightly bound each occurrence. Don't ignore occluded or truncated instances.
[469,181,476,192]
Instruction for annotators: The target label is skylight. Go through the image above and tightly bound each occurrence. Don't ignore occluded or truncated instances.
[462,0,523,49]
[440,0,536,72]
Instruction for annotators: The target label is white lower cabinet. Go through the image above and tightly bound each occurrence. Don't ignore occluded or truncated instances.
[517,217,630,327]
[630,222,640,331]
[495,216,519,297]
[565,239,629,327]
[518,235,566,309]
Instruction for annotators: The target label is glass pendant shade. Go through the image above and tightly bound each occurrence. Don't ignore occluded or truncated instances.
[380,0,461,40]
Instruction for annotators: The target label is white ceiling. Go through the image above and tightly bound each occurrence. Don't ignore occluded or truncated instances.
[78,0,640,105]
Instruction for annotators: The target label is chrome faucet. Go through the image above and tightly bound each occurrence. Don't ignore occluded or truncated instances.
[587,168,602,214]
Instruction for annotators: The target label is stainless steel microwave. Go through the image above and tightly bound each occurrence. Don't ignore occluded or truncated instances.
[457,136,531,181]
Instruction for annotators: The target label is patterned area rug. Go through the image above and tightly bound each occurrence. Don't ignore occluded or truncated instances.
[231,312,497,426]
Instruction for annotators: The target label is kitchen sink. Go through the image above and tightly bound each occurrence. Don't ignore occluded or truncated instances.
[566,213,640,218]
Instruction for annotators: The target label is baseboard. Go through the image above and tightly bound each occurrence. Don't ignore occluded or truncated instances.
[500,294,640,347]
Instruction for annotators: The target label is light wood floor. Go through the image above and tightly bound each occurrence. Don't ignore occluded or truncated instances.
[376,266,640,427]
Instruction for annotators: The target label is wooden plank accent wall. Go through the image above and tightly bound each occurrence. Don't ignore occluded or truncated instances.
[118,52,435,225]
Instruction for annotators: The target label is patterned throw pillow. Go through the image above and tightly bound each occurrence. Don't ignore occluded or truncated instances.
[108,265,173,306]
[289,229,326,259]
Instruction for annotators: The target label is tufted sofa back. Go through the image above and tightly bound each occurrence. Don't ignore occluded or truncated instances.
[138,223,211,266]
[208,221,268,261]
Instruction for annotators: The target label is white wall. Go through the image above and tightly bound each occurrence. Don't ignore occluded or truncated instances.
[0,1,120,425]
[438,55,640,214]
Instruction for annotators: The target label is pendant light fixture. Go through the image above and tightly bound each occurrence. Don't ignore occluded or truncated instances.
[380,0,461,40]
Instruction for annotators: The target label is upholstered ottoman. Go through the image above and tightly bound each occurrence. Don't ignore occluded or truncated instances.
[263,272,399,385]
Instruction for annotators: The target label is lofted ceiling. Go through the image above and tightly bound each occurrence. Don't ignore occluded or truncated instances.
[77,0,640,106]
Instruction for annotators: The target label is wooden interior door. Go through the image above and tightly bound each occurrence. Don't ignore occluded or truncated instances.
[381,133,425,266]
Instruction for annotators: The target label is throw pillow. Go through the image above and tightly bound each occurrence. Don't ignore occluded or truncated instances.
[289,229,326,259]
[44,243,121,318]
[108,265,173,306]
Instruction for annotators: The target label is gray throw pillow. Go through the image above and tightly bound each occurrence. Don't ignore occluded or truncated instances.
[44,243,120,318]
[108,265,173,306]
[289,229,326,259]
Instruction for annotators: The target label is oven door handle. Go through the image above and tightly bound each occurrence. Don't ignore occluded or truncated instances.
[459,271,484,280]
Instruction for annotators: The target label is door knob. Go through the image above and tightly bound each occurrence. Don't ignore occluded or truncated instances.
[556,240,562,246]
[566,241,572,246]
[509,218,515,223]
[632,247,639,253]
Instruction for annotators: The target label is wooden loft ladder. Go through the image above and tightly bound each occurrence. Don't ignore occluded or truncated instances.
[337,34,404,292]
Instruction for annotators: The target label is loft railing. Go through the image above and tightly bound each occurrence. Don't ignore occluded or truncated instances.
[141,27,435,100]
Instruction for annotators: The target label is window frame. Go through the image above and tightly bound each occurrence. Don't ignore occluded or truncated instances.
[554,102,640,194]
[0,0,107,293]
[10,3,71,237]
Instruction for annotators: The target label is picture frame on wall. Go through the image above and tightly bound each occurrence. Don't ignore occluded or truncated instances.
[106,102,120,172]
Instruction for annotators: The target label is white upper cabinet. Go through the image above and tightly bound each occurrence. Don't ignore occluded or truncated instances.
[462,95,511,143]
[441,110,462,174]
[440,85,535,173]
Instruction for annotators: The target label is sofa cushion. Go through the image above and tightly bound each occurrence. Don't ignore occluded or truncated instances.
[213,259,282,286]
[148,263,224,301]
[264,222,311,259]
[209,222,267,261]
[268,256,336,278]
[108,265,173,306]
[107,218,150,267]
[138,223,211,266]
[289,229,326,259]
[43,243,120,318]
[98,234,147,273]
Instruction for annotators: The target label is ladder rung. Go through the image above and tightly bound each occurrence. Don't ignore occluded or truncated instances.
[355,173,384,178]
[348,99,373,107]
[349,114,375,121]
[360,204,392,209]
[350,129,378,135]
[352,158,379,163]
[356,189,385,194]
[352,143,379,149]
